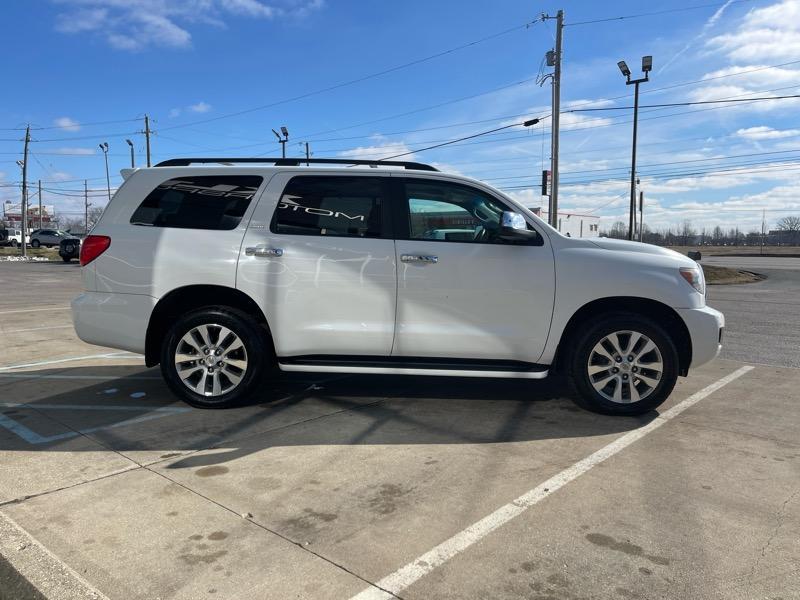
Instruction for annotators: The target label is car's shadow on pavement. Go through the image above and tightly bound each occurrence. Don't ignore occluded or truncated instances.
[1,365,654,468]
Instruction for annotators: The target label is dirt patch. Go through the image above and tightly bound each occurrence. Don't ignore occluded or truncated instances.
[701,264,765,285]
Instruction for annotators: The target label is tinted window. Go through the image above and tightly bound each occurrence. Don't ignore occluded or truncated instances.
[405,180,539,244]
[130,176,262,230]
[272,176,384,238]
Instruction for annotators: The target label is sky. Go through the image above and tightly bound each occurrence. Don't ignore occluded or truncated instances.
[2,0,800,233]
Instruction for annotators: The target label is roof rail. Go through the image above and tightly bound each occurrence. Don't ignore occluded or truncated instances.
[154,157,438,171]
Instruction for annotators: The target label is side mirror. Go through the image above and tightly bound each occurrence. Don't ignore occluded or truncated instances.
[499,211,538,241]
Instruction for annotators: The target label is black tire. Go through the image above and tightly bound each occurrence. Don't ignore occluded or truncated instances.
[10,240,18,248]
[569,312,679,416]
[62,256,72,262]
[160,307,272,409]
[31,239,40,248]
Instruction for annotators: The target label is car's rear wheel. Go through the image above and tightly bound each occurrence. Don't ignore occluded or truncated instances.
[570,313,678,415]
[31,239,40,248]
[160,307,271,408]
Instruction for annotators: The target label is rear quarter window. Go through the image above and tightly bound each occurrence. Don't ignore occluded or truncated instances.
[130,175,263,230]
[271,176,385,238]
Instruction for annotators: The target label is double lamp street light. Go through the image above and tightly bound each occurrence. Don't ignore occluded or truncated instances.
[618,55,652,241]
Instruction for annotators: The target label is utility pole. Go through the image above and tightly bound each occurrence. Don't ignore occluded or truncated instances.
[760,209,766,255]
[617,56,652,240]
[144,114,152,167]
[84,180,91,235]
[543,10,564,229]
[639,190,644,242]
[305,142,311,166]
[38,179,42,230]
[21,125,30,258]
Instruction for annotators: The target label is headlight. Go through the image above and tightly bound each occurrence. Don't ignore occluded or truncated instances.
[679,267,705,295]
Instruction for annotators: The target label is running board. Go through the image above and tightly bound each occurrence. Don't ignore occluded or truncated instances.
[277,355,550,379]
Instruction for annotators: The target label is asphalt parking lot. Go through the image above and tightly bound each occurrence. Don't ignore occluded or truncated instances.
[1,261,798,600]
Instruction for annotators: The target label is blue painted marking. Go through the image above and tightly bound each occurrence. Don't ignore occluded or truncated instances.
[0,404,191,445]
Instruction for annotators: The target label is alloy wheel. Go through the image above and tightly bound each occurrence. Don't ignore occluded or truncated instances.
[587,330,663,403]
[174,324,248,397]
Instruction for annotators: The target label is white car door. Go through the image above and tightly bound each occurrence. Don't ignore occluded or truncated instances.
[392,177,555,364]
[237,172,397,358]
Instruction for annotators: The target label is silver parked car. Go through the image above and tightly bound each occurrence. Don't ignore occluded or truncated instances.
[30,229,76,248]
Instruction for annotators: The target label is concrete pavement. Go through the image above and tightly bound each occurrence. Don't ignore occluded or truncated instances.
[0,260,798,599]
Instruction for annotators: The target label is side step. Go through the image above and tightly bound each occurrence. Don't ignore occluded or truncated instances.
[277,355,550,379]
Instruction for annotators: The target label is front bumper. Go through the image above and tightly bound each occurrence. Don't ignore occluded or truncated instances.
[676,305,724,370]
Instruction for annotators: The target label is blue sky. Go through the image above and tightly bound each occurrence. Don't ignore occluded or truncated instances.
[2,0,800,232]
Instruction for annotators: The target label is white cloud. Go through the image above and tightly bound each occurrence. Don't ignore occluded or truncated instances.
[736,126,800,140]
[54,117,81,132]
[52,0,324,51]
[50,147,96,155]
[188,101,212,113]
[48,171,74,182]
[169,108,182,118]
[338,138,415,161]
[659,0,734,74]
[706,0,800,62]
[219,0,274,17]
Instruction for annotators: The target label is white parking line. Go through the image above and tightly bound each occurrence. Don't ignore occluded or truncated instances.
[0,306,69,315]
[0,352,142,372]
[0,511,111,600]
[5,324,73,333]
[351,365,755,600]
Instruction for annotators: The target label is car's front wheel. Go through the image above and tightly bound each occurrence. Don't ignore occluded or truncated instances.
[160,307,271,408]
[31,239,40,248]
[10,240,18,248]
[570,313,678,416]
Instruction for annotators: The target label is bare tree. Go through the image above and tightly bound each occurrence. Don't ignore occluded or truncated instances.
[607,221,628,239]
[776,215,800,245]
[681,220,696,246]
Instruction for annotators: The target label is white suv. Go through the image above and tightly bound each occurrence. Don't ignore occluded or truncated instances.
[72,158,723,415]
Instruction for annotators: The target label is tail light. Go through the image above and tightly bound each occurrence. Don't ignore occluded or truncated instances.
[80,235,111,266]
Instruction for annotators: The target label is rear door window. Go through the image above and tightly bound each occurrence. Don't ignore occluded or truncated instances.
[271,176,386,238]
[130,175,263,230]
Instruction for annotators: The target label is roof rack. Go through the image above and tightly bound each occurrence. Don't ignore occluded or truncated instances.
[154,157,438,171]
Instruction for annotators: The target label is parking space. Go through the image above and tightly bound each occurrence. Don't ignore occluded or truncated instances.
[1,261,798,599]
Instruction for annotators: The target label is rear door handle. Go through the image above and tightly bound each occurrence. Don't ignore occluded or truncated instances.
[400,254,438,263]
[245,246,283,257]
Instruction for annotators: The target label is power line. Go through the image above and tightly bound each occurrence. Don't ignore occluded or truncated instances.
[568,94,800,112]
[158,19,541,132]
[0,117,140,132]
[565,0,754,27]
[372,117,545,161]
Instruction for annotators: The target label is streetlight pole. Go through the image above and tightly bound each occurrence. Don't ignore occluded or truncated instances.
[126,139,135,168]
[272,127,289,158]
[617,55,652,241]
[99,142,111,202]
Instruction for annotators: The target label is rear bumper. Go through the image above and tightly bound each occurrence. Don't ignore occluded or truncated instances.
[71,292,155,355]
[676,305,724,370]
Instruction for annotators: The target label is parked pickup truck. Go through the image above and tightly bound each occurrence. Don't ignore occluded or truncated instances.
[72,157,724,415]
[0,228,29,247]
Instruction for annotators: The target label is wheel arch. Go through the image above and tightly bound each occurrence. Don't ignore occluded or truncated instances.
[553,296,692,376]
[145,285,272,367]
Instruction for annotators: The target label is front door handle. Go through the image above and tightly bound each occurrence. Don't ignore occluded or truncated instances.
[400,254,438,264]
[245,246,283,257]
